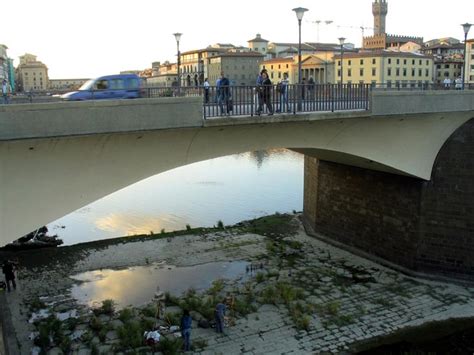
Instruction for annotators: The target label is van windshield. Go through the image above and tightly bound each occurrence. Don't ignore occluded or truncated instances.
[79,79,95,91]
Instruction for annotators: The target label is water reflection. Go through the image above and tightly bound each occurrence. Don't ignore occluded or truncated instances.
[49,149,303,245]
[70,261,248,309]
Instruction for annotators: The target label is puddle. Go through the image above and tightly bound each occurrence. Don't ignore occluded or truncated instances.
[70,261,249,309]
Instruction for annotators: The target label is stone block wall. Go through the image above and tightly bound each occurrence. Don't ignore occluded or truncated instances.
[303,118,474,280]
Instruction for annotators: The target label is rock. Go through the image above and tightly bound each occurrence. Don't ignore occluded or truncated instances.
[165,306,182,314]
[190,310,203,321]
[76,349,91,355]
[98,345,113,354]
[106,330,119,341]
[98,314,111,323]
[47,347,63,355]
[109,319,124,329]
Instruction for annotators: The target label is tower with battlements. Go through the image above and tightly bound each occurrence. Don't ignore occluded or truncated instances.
[372,0,388,36]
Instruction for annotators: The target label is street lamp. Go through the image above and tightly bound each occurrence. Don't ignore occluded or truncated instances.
[461,23,472,90]
[338,37,346,85]
[173,32,182,88]
[293,7,308,111]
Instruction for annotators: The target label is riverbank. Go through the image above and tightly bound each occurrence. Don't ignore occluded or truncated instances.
[2,213,474,354]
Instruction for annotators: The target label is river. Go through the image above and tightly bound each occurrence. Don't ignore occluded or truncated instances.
[47,149,304,245]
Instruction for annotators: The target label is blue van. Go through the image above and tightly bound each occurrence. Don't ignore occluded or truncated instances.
[61,74,144,101]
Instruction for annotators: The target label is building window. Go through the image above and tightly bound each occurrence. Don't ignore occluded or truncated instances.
[412,69,415,76]
[425,69,429,77]
[278,72,281,78]
[278,64,281,69]
[445,64,449,69]
[419,60,422,65]
[388,58,392,64]
[419,69,423,76]
[360,68,364,76]
[372,68,376,76]
[388,68,392,76]
[426,60,429,65]
[337,69,341,77]
[396,68,400,76]
[271,65,273,70]
[348,60,352,66]
[436,64,441,69]
[271,72,274,79]
[286,64,289,68]
[403,68,407,76]
[396,59,400,65]
[412,59,415,65]
[403,59,407,65]
[348,69,352,77]
[360,59,364,65]
[338,60,341,66]
[372,58,376,64]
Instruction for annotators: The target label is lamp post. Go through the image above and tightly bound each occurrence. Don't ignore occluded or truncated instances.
[173,33,182,89]
[293,7,308,111]
[461,23,472,90]
[338,37,346,85]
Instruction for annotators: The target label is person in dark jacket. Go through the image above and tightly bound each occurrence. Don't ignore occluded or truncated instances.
[257,71,274,116]
[181,309,192,351]
[217,72,231,115]
[2,260,16,292]
[214,299,226,333]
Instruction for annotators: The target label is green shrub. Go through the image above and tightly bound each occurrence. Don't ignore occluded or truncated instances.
[100,299,115,315]
[118,307,134,323]
[255,272,266,283]
[89,316,103,332]
[186,224,192,231]
[159,336,183,355]
[217,220,224,229]
[164,312,181,326]
[117,321,143,349]
[208,279,225,295]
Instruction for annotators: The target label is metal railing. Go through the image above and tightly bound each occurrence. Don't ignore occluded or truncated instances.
[143,83,371,119]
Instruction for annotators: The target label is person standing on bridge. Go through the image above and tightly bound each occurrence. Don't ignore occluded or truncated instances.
[217,72,231,116]
[276,72,290,113]
[2,260,17,292]
[2,79,12,104]
[203,78,210,104]
[257,71,274,116]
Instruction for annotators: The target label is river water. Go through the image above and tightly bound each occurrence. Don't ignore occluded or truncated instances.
[47,149,304,245]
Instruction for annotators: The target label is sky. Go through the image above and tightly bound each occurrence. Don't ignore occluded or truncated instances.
[2,0,473,79]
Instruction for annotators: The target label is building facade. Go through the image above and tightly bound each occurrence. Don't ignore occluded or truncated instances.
[434,60,463,85]
[333,51,433,86]
[147,61,178,87]
[466,39,474,85]
[49,79,89,91]
[180,47,229,87]
[16,54,49,91]
[261,55,335,85]
[207,52,264,86]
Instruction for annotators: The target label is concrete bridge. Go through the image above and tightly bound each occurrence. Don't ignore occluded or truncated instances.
[1,90,473,280]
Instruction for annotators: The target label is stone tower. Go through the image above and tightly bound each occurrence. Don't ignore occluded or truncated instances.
[372,0,388,36]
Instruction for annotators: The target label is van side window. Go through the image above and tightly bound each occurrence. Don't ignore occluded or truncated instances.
[96,80,108,90]
[127,78,139,89]
[110,79,125,90]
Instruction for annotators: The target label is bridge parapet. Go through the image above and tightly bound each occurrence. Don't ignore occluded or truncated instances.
[0,97,203,141]
[371,90,474,116]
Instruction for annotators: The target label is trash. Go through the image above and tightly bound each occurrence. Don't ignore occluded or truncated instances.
[173,332,182,338]
[198,319,210,328]
[144,330,161,345]
[169,325,180,332]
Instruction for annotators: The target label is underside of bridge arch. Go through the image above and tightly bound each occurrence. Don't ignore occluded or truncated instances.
[0,112,472,246]
[303,118,474,281]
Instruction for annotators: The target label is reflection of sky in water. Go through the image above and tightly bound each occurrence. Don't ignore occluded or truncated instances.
[49,150,303,245]
[70,261,249,309]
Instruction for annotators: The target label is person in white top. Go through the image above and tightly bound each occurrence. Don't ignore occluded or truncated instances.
[203,78,210,103]
[443,77,451,89]
[454,77,463,90]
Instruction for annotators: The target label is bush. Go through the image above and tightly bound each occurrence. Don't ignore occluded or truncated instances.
[159,336,183,355]
[118,307,134,323]
[186,224,192,231]
[217,220,224,229]
[117,321,143,349]
[255,272,266,283]
[89,316,103,332]
[100,299,115,315]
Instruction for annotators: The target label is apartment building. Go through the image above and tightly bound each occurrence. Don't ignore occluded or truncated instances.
[207,52,264,86]
[465,39,474,84]
[16,54,49,91]
[333,50,433,87]
[260,54,335,84]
